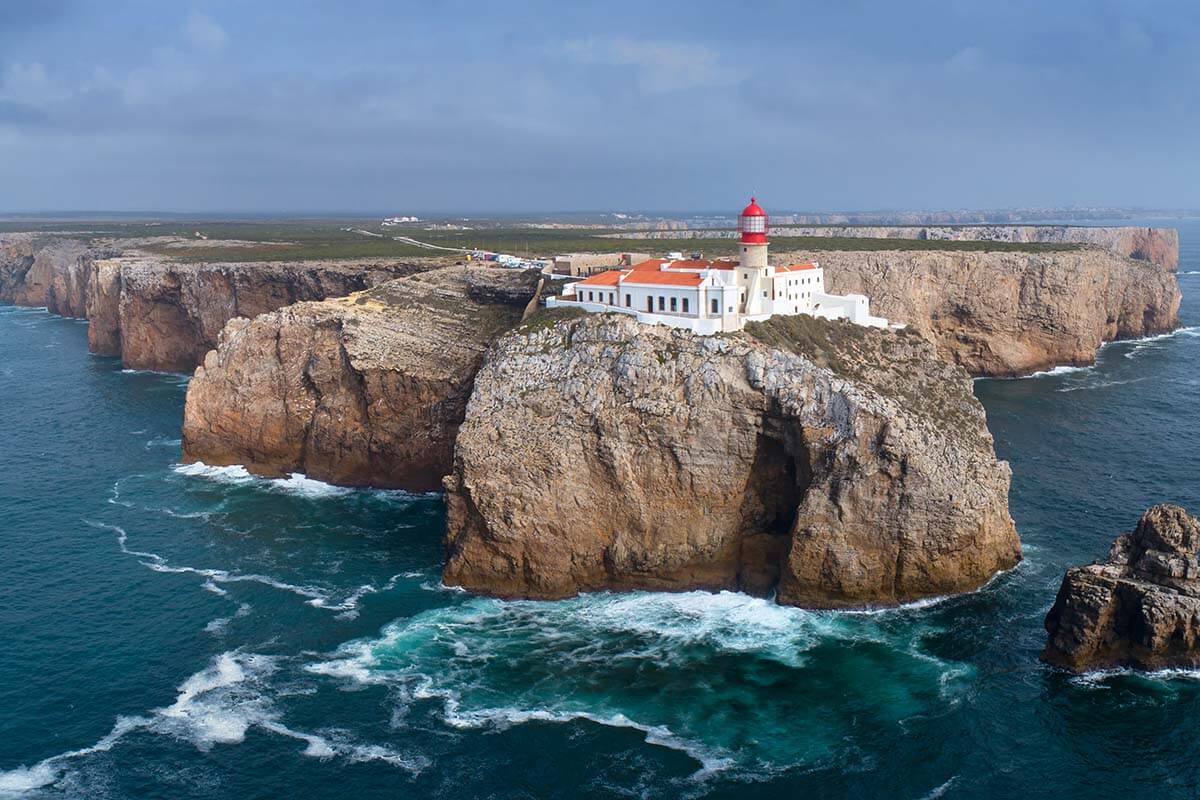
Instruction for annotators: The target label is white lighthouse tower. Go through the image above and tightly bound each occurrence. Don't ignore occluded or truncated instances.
[736,197,771,315]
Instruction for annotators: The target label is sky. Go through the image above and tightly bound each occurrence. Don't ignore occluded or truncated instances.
[1,0,1198,214]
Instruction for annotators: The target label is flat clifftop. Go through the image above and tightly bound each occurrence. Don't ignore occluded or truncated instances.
[443,312,1020,607]
[1044,505,1200,672]
[181,266,541,490]
[780,248,1181,376]
[605,225,1180,270]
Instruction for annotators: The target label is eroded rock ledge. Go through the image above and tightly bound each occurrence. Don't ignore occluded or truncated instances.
[1,234,443,372]
[87,257,437,372]
[1043,505,1200,672]
[443,312,1021,607]
[181,266,541,490]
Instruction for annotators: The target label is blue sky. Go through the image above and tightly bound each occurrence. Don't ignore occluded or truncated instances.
[1,0,1197,213]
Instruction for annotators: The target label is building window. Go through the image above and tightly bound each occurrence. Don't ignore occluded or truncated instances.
[647,297,654,312]
[625,294,631,307]
[658,296,665,311]
[670,297,678,312]
[711,298,719,314]
[588,291,594,302]
[682,298,689,313]
[762,291,767,298]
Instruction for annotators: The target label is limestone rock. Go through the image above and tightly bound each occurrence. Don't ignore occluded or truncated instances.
[0,234,117,317]
[1043,505,1200,672]
[786,249,1181,376]
[443,312,1021,607]
[181,266,540,490]
[92,257,437,372]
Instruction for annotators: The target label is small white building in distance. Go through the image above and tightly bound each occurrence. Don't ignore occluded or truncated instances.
[547,197,889,335]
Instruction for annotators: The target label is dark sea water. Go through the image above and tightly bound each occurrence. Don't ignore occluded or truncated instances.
[2,226,1199,800]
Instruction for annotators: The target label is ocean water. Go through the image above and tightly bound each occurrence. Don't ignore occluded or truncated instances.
[2,227,1199,799]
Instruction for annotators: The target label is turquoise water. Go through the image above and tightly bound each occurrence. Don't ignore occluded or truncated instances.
[2,229,1199,799]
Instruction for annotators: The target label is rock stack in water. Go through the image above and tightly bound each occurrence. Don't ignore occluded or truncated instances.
[1043,505,1200,672]
[443,312,1021,608]
[181,266,541,490]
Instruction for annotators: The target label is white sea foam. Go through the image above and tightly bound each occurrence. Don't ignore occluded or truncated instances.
[1069,663,1200,687]
[1180,270,1200,275]
[310,589,967,777]
[120,367,191,380]
[0,650,424,794]
[1056,376,1148,393]
[916,776,959,800]
[85,520,388,614]
[975,363,1093,382]
[172,461,434,502]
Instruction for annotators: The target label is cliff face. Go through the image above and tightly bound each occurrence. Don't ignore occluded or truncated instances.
[181,266,541,490]
[609,225,1180,270]
[88,257,437,372]
[443,313,1020,607]
[784,249,1181,377]
[1043,505,1200,672]
[0,234,116,317]
[2,235,442,372]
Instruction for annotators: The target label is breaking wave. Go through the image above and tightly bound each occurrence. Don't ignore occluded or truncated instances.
[308,590,970,777]
[0,652,425,796]
[172,461,436,503]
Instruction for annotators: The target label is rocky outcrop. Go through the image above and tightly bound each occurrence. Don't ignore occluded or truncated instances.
[0,234,117,317]
[443,312,1020,607]
[181,266,540,490]
[781,249,1181,377]
[2,234,443,372]
[1043,505,1200,672]
[87,257,439,372]
[608,225,1180,270]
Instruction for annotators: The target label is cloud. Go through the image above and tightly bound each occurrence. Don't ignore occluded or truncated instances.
[185,12,227,51]
[563,36,745,92]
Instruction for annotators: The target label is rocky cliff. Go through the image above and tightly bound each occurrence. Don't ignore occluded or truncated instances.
[86,256,439,372]
[1043,505,1200,672]
[2,235,443,372]
[780,249,1181,377]
[181,266,541,490]
[443,312,1020,607]
[0,234,117,317]
[609,225,1180,270]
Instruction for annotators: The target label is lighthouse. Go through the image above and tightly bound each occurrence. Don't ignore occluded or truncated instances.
[736,197,771,314]
[547,194,891,333]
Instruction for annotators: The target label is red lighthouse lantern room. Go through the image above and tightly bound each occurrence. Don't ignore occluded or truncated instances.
[738,197,768,244]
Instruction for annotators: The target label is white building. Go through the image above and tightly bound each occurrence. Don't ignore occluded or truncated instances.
[547,197,889,334]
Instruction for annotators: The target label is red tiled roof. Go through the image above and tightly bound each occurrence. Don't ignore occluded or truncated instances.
[578,270,625,286]
[629,258,670,271]
[621,271,704,287]
[779,263,818,272]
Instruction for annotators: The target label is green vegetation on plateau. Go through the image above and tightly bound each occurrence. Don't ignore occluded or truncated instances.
[0,217,1085,262]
